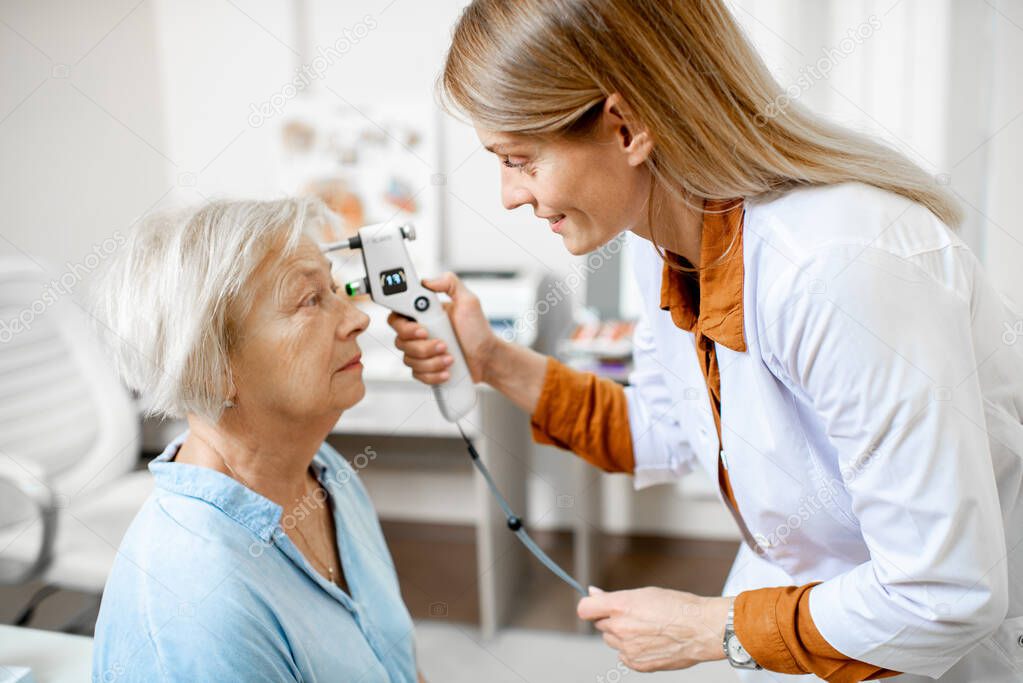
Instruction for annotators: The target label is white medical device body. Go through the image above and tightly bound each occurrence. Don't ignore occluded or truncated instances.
[322,222,477,422]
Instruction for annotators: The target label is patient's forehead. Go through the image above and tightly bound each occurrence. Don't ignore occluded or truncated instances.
[226,234,334,341]
[238,237,333,322]
[282,237,332,273]
[254,237,330,284]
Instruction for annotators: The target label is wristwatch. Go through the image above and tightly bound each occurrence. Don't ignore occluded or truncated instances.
[723,604,762,670]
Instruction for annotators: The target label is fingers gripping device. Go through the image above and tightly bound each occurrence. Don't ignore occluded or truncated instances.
[322,223,586,596]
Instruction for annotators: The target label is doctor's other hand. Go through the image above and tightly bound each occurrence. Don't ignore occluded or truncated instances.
[388,272,498,385]
[577,587,732,673]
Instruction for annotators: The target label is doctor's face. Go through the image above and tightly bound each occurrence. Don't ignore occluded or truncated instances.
[477,117,653,255]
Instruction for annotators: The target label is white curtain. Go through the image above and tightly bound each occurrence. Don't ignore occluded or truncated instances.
[727,0,1022,306]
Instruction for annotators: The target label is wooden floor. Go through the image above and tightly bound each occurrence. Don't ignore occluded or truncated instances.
[382,521,740,632]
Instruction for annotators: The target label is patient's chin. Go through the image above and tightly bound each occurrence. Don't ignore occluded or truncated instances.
[334,374,366,411]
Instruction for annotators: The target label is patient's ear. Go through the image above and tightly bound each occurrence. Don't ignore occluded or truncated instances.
[218,367,238,415]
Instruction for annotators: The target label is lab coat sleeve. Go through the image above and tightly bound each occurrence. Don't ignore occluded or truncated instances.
[624,308,700,488]
[762,244,1009,678]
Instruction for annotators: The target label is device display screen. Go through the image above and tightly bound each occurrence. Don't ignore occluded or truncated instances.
[380,267,408,295]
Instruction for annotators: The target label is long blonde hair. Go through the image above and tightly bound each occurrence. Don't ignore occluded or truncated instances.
[440,0,962,242]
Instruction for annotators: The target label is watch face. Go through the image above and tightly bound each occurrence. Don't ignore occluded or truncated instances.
[727,635,753,664]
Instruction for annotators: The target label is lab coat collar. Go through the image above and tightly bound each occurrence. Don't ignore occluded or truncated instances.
[659,198,747,352]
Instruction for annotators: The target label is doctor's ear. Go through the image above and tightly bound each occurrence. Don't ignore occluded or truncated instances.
[602,93,654,166]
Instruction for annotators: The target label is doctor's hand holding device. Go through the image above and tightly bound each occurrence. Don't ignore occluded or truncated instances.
[321,222,587,597]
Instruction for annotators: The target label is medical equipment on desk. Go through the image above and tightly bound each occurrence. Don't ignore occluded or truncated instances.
[456,270,574,361]
[322,222,587,597]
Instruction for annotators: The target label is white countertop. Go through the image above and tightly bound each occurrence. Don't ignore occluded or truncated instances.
[0,626,92,683]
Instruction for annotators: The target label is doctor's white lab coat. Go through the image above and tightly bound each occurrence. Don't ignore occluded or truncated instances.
[624,183,1023,681]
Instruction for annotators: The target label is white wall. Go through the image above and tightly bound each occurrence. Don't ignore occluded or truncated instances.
[985,0,1023,309]
[307,0,579,277]
[729,0,1023,286]
[0,0,168,282]
[0,0,579,284]
[149,0,294,202]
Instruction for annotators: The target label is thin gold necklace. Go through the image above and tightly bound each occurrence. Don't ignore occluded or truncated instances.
[189,432,339,585]
[290,480,340,586]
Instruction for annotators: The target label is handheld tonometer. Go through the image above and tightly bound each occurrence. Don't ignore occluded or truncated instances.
[322,222,476,421]
[322,222,586,597]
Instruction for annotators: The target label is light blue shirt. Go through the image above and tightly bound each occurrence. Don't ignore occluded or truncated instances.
[92,432,417,682]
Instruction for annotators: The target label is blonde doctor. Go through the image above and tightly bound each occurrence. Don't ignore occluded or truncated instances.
[389,1,1023,681]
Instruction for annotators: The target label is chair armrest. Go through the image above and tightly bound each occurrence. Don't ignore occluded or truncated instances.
[0,461,58,585]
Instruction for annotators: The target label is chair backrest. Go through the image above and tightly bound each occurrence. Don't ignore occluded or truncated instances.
[0,257,139,500]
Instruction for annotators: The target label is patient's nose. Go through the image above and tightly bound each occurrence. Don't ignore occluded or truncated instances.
[338,303,369,339]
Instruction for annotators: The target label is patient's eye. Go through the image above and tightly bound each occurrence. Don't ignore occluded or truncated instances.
[296,270,337,309]
[301,280,340,308]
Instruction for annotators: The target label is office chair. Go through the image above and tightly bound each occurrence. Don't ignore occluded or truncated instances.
[0,257,149,631]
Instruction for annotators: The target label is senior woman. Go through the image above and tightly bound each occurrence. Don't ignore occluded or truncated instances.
[90,198,423,682]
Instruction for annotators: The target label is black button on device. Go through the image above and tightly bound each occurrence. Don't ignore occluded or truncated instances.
[414,296,430,312]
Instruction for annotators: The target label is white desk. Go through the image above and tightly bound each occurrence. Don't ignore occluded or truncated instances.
[0,626,92,683]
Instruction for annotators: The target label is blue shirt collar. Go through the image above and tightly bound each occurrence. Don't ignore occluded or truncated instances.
[149,431,334,543]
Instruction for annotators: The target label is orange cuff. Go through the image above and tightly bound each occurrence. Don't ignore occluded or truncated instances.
[734,584,900,682]
[529,357,634,473]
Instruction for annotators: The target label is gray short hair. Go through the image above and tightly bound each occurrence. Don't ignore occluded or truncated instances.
[92,197,339,421]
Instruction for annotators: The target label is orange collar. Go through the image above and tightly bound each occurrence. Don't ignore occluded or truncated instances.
[658,199,746,353]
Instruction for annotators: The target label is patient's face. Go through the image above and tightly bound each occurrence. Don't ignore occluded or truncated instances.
[228,236,369,421]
